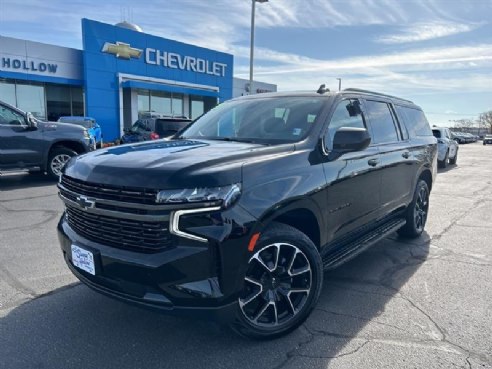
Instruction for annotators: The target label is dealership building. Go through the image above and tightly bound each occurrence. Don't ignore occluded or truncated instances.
[0,19,276,141]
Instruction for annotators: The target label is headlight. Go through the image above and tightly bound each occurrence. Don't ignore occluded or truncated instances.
[83,129,90,139]
[156,183,241,208]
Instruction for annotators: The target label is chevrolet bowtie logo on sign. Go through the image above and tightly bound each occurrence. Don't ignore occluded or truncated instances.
[102,42,142,60]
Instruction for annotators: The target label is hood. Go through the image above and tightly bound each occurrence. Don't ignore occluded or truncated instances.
[39,120,86,133]
[63,139,294,189]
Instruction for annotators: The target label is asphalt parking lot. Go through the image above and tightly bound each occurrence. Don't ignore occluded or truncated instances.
[1,143,491,369]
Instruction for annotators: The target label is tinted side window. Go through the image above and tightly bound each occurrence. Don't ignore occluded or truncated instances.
[325,99,365,150]
[365,100,399,144]
[0,105,25,126]
[395,105,432,137]
[432,129,441,138]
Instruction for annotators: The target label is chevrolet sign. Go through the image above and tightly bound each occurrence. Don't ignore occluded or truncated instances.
[101,40,227,77]
[102,42,142,59]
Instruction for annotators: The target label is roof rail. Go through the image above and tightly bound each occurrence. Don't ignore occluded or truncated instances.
[342,88,413,104]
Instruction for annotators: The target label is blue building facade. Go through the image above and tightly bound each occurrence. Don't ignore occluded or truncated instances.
[82,19,233,140]
[0,18,234,141]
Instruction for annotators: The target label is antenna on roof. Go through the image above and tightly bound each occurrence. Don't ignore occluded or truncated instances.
[317,84,329,94]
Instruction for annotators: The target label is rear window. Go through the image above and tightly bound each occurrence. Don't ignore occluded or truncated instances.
[365,100,399,144]
[155,119,191,137]
[395,105,432,137]
[432,129,441,138]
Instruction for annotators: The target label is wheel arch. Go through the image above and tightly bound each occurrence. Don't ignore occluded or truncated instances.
[43,140,87,171]
[258,200,323,251]
[418,168,433,192]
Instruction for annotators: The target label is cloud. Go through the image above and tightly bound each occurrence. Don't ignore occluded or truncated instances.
[377,21,479,44]
[233,44,492,76]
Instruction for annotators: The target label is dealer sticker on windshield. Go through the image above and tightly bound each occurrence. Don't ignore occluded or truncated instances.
[71,245,95,275]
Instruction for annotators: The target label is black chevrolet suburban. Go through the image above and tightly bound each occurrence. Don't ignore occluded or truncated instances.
[0,100,91,178]
[57,88,437,339]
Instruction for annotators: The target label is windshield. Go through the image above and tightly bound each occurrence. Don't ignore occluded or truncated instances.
[180,97,325,144]
[58,117,93,129]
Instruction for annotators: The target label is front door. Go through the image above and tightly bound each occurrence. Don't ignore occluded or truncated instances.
[0,104,42,168]
[322,98,382,242]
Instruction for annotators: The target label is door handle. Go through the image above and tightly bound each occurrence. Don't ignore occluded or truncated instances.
[368,158,379,167]
[402,151,410,159]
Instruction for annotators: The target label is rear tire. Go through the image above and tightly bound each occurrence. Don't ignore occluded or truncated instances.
[47,147,77,179]
[230,222,323,339]
[438,150,449,168]
[398,180,430,239]
[449,150,458,165]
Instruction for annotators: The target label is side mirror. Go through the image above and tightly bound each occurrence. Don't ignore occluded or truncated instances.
[26,113,37,129]
[328,127,371,160]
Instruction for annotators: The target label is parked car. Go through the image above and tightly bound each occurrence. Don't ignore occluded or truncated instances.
[451,132,466,144]
[463,132,477,143]
[57,88,437,339]
[483,134,492,145]
[0,100,91,179]
[432,127,459,167]
[58,116,103,149]
[121,115,191,144]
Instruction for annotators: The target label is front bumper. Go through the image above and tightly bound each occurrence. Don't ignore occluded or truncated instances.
[57,205,256,321]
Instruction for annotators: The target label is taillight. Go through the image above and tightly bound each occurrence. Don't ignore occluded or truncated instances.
[150,132,160,140]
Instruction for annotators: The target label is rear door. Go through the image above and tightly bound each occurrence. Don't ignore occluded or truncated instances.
[0,104,43,168]
[363,99,416,216]
[322,98,381,241]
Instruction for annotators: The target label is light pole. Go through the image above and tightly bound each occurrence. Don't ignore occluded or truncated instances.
[336,78,342,91]
[249,0,268,95]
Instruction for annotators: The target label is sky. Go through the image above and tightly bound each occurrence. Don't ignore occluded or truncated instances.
[0,0,491,126]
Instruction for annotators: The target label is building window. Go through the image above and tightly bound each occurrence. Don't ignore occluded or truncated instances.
[190,98,204,120]
[0,80,16,106]
[72,87,84,116]
[137,89,185,117]
[150,91,171,115]
[189,95,217,120]
[0,79,84,120]
[172,94,184,116]
[46,85,71,121]
[16,83,46,119]
[137,90,150,113]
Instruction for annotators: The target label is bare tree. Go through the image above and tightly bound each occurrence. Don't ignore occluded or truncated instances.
[479,111,492,134]
[452,118,475,132]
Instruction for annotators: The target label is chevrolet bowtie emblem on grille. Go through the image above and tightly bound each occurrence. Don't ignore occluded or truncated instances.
[101,41,142,59]
[76,195,96,210]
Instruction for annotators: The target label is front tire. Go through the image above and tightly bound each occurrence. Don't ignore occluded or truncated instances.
[231,222,323,339]
[398,180,430,239]
[47,147,77,179]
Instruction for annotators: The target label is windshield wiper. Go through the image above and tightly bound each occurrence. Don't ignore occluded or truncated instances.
[211,137,272,145]
[176,136,269,145]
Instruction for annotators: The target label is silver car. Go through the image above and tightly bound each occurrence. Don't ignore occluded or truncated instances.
[432,127,459,168]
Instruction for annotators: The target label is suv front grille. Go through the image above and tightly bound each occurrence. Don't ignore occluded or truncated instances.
[65,205,172,253]
[61,175,158,205]
[60,175,174,253]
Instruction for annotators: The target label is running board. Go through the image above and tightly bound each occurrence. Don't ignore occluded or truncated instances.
[322,218,406,270]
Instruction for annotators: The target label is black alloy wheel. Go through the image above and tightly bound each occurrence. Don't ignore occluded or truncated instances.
[413,184,429,234]
[232,223,323,339]
[239,243,312,327]
[398,180,430,238]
